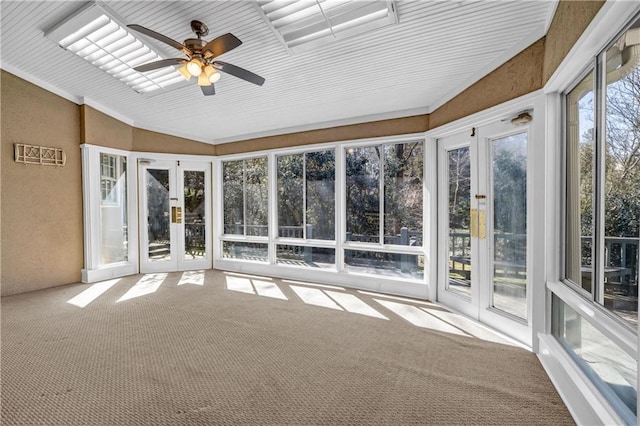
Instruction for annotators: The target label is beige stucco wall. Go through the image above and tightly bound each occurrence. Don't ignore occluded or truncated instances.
[80,106,214,155]
[216,114,429,156]
[132,128,216,156]
[430,38,546,129]
[543,0,605,83]
[81,106,133,150]
[1,71,83,296]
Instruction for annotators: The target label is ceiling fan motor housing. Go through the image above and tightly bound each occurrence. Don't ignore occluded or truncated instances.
[184,38,206,53]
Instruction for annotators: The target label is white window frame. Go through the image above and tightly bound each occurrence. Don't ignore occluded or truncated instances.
[213,133,429,298]
[81,144,138,282]
[539,2,640,424]
[100,152,120,205]
[275,147,337,243]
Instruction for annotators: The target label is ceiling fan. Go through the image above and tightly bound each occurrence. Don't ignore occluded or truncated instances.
[128,20,265,96]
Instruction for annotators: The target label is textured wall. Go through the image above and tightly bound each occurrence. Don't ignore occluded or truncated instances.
[216,114,429,156]
[80,106,214,155]
[1,71,83,296]
[429,38,546,129]
[132,128,216,156]
[543,0,605,83]
[81,106,133,150]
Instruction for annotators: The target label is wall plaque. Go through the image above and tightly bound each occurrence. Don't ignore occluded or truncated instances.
[14,144,66,166]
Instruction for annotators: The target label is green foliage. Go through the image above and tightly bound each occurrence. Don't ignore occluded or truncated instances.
[578,68,640,240]
[492,135,527,235]
[346,142,424,242]
[183,171,205,214]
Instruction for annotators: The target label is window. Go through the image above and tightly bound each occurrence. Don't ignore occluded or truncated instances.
[345,141,423,246]
[99,153,127,265]
[552,294,637,421]
[564,20,639,325]
[217,139,425,284]
[344,140,424,280]
[222,157,268,237]
[277,149,335,240]
[100,153,119,204]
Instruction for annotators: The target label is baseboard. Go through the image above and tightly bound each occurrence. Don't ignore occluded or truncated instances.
[81,262,138,283]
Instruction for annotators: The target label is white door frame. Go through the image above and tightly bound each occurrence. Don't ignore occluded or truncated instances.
[430,91,546,347]
[436,129,480,319]
[138,157,212,273]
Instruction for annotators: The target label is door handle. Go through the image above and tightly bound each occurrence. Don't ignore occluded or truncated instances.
[171,206,183,224]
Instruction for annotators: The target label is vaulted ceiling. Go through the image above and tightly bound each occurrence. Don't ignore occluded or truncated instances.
[0,1,557,144]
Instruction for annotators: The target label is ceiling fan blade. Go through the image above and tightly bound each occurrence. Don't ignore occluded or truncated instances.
[201,84,216,96]
[134,58,185,72]
[127,24,187,53]
[202,33,242,59]
[213,61,265,86]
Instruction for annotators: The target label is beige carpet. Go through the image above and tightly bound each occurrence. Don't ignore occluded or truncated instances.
[1,270,573,425]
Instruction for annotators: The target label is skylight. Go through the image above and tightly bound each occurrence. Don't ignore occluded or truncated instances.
[46,3,184,94]
[257,0,398,54]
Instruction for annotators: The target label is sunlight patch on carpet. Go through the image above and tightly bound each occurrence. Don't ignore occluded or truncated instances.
[253,279,287,300]
[178,270,205,286]
[374,299,469,336]
[420,307,518,346]
[325,291,388,320]
[67,279,121,308]
[225,276,288,300]
[290,285,342,310]
[117,274,167,302]
[226,276,255,294]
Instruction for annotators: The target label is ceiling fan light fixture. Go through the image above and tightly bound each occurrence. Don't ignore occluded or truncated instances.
[187,58,203,76]
[203,65,221,83]
[197,72,212,86]
[177,64,191,80]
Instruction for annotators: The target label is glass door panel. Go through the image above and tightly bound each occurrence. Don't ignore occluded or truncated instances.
[447,146,472,298]
[490,132,528,319]
[182,169,207,262]
[139,160,211,273]
[146,168,172,262]
[437,131,479,320]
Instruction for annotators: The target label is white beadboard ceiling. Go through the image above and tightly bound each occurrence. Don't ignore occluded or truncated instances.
[0,1,556,145]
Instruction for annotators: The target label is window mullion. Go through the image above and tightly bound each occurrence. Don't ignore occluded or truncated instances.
[243,160,247,237]
[379,145,384,245]
[594,54,607,305]
[302,154,307,240]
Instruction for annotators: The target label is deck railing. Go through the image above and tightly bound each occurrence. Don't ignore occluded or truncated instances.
[447,232,639,292]
[222,223,423,272]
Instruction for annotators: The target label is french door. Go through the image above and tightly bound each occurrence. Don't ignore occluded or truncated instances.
[437,119,531,345]
[138,159,211,273]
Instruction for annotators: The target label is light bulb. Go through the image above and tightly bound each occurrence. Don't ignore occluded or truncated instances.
[198,72,211,86]
[187,58,202,76]
[203,65,221,83]
[177,64,191,80]
[209,71,221,83]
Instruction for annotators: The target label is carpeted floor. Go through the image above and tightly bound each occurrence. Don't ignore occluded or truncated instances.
[1,270,574,425]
